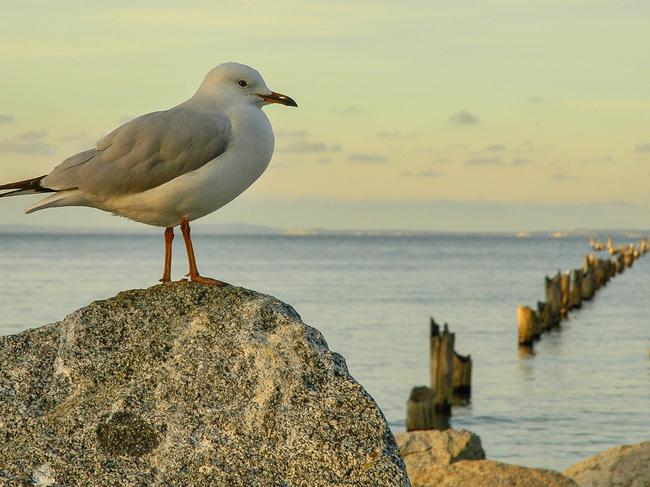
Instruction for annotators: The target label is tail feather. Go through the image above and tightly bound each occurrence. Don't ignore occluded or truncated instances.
[25,190,88,214]
[0,175,54,198]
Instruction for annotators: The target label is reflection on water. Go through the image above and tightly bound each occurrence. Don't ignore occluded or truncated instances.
[0,232,648,470]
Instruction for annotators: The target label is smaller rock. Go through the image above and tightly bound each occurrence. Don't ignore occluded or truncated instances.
[405,459,579,487]
[563,441,650,487]
[31,463,55,486]
[395,429,486,467]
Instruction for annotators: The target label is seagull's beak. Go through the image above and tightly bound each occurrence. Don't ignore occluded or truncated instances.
[259,91,298,107]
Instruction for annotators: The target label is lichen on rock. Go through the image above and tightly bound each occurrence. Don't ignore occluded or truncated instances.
[0,283,409,486]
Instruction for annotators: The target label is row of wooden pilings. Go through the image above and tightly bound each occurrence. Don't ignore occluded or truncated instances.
[405,318,472,431]
[518,238,649,347]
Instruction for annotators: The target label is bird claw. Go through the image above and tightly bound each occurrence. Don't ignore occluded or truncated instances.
[189,275,228,286]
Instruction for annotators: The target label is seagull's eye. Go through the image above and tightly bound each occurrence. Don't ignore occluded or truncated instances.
[237,80,248,88]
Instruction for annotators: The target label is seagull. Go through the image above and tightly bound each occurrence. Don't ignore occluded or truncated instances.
[0,62,297,285]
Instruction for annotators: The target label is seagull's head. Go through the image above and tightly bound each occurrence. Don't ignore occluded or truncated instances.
[195,62,298,109]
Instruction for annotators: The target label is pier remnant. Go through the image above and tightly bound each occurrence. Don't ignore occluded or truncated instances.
[430,318,454,415]
[544,273,562,327]
[516,236,647,353]
[560,272,570,318]
[517,305,535,346]
[569,269,583,310]
[452,352,472,403]
[406,386,436,432]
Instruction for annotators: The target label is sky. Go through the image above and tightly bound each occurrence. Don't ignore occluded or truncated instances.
[0,0,649,232]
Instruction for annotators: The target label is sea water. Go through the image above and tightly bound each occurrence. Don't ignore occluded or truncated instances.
[0,231,648,470]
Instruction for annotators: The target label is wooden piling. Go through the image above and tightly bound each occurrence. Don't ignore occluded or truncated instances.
[406,386,435,431]
[616,253,625,273]
[517,305,535,346]
[531,310,541,338]
[596,258,607,288]
[537,301,551,331]
[560,272,570,318]
[430,318,454,415]
[581,267,595,300]
[452,352,472,402]
[603,259,614,283]
[544,273,562,326]
[569,269,583,309]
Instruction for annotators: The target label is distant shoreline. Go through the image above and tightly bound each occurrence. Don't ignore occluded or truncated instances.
[0,224,648,239]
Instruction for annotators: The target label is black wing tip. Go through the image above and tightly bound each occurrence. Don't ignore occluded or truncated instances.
[0,175,53,193]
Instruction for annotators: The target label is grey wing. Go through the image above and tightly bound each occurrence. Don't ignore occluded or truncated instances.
[42,108,231,196]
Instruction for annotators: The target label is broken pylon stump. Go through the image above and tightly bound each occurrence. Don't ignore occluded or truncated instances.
[517,305,535,346]
[406,386,436,432]
[544,273,562,327]
[452,352,472,403]
[560,272,570,318]
[581,267,595,300]
[569,269,583,310]
[537,301,551,331]
[430,318,454,415]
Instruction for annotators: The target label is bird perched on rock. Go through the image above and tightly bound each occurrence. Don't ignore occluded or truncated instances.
[0,63,297,285]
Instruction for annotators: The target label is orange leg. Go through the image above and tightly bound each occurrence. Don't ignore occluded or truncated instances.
[160,227,174,283]
[180,216,227,286]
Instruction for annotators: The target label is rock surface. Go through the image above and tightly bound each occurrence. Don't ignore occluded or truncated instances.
[395,429,485,467]
[0,283,409,486]
[403,459,579,487]
[563,441,650,487]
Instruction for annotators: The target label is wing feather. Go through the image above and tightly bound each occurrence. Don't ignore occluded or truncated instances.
[42,108,231,196]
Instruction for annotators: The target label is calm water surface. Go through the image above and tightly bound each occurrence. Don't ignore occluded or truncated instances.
[0,232,648,470]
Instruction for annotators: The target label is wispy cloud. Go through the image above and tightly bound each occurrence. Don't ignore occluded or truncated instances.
[374,131,418,138]
[0,132,56,155]
[56,133,92,142]
[448,110,479,126]
[0,114,14,124]
[464,157,501,166]
[402,169,446,178]
[278,140,342,154]
[512,157,530,165]
[316,157,332,164]
[15,130,47,140]
[484,144,505,152]
[528,96,547,104]
[580,155,613,164]
[275,130,309,138]
[333,105,369,115]
[549,173,580,181]
[347,152,388,163]
[635,143,650,153]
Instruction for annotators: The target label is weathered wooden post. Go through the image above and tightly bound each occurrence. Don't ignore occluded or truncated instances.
[560,272,570,318]
[517,305,535,346]
[452,352,472,403]
[406,386,435,431]
[545,273,562,326]
[596,258,607,288]
[624,249,634,268]
[569,269,583,309]
[641,239,649,254]
[604,259,614,282]
[585,255,602,291]
[531,309,541,338]
[616,253,625,273]
[430,318,454,415]
[582,267,595,300]
[537,301,551,331]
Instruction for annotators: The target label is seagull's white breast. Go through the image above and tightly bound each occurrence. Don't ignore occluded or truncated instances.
[105,105,275,227]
